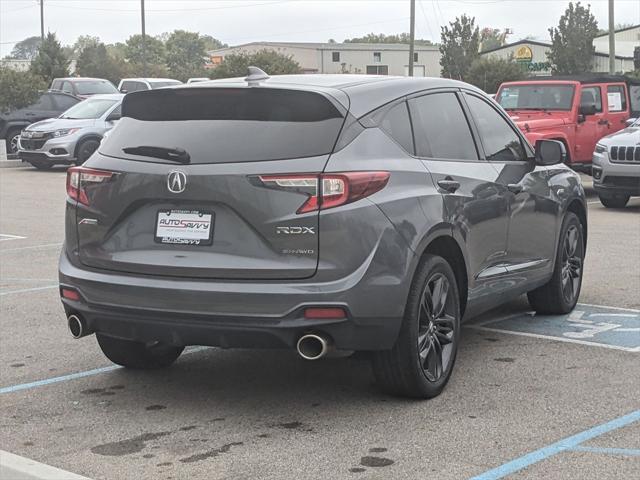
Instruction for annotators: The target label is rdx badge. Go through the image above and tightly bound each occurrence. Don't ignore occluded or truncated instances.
[276,226,315,235]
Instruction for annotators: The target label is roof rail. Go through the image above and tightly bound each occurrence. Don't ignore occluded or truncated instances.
[245,66,270,85]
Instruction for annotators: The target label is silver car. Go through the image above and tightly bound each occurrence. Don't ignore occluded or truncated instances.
[18,94,124,170]
[593,118,640,208]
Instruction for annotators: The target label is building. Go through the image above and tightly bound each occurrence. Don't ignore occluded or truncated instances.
[208,42,442,77]
[0,59,30,72]
[481,38,636,76]
[593,24,640,58]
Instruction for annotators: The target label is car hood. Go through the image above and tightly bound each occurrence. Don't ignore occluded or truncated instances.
[25,117,95,132]
[509,115,568,133]
[598,126,640,147]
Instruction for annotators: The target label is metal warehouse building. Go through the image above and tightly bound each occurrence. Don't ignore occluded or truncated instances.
[208,42,442,77]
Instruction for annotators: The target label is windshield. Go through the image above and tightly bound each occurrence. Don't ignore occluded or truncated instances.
[60,99,119,119]
[497,84,575,111]
[149,81,182,89]
[75,81,118,95]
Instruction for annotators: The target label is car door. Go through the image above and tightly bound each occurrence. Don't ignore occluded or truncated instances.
[574,85,608,162]
[408,90,510,295]
[605,84,630,133]
[26,93,58,122]
[462,91,558,284]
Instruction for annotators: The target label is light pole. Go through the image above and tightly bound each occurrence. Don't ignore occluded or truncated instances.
[40,0,44,40]
[608,0,615,74]
[408,0,415,76]
[141,0,147,76]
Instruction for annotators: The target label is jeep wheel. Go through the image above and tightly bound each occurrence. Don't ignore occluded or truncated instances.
[96,333,184,369]
[371,254,460,399]
[528,212,584,314]
[599,194,629,209]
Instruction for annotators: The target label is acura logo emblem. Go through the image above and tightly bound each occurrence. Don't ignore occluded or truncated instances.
[167,170,187,193]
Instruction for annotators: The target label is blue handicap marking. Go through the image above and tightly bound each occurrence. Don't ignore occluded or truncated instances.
[471,304,640,352]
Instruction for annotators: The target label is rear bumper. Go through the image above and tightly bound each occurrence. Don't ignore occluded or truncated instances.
[59,248,412,351]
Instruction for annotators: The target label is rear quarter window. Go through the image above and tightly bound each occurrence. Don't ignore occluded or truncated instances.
[606,85,627,112]
[367,101,414,154]
[103,88,346,164]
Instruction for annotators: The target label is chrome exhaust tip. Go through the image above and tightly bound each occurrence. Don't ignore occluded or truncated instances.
[296,334,329,361]
[68,314,87,339]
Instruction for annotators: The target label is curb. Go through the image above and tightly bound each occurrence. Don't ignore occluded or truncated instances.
[0,450,92,480]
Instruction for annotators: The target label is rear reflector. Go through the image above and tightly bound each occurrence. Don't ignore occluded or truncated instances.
[304,307,347,319]
[258,171,389,214]
[61,288,80,301]
[66,166,114,206]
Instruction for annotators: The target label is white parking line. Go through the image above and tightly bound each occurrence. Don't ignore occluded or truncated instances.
[0,450,92,480]
[0,234,26,242]
[0,285,58,296]
[0,243,62,253]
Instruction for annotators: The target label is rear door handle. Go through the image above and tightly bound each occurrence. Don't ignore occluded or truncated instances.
[437,179,460,193]
[597,119,609,126]
[507,183,523,194]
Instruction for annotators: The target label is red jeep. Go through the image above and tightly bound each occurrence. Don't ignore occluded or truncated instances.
[496,75,640,172]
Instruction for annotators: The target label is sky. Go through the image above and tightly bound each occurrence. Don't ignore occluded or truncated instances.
[1,0,639,57]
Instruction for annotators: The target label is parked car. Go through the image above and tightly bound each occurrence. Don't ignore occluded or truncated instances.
[117,78,182,93]
[50,77,119,98]
[496,75,640,172]
[187,77,210,84]
[19,94,123,170]
[60,73,587,399]
[592,117,640,208]
[0,91,80,155]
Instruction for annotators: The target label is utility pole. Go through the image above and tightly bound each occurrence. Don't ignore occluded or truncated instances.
[141,0,147,77]
[408,0,415,76]
[608,0,615,74]
[40,0,44,40]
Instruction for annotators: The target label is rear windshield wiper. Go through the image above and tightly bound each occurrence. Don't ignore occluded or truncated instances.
[122,145,191,164]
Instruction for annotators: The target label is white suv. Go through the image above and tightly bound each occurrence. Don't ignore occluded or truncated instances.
[117,78,182,93]
[592,118,640,208]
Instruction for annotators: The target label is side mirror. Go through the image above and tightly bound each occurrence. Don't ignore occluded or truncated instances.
[106,113,121,122]
[535,139,566,166]
[579,104,597,116]
[625,117,637,127]
[119,88,128,94]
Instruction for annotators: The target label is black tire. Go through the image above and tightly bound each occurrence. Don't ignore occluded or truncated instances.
[96,333,184,369]
[29,159,53,170]
[75,138,100,165]
[599,194,629,209]
[527,212,584,314]
[6,128,21,154]
[371,254,461,399]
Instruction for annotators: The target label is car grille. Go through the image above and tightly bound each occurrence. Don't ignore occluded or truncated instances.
[20,138,48,150]
[602,176,640,188]
[610,146,640,164]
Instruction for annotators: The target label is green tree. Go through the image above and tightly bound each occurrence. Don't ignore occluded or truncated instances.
[547,2,599,75]
[465,57,525,94]
[0,68,47,113]
[201,35,227,51]
[479,28,508,52]
[439,15,480,80]
[344,32,433,46]
[165,30,208,81]
[7,36,42,61]
[30,32,70,84]
[76,41,124,84]
[211,49,301,79]
[70,35,101,60]
[124,34,166,66]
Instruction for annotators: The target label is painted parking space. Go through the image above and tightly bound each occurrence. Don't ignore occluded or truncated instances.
[468,303,640,352]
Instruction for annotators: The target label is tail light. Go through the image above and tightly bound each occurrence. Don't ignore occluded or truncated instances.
[66,166,114,206]
[258,171,390,214]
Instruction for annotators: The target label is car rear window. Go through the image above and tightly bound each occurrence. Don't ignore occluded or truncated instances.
[75,81,119,95]
[102,88,346,164]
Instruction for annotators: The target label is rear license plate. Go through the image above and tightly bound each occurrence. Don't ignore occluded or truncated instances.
[155,210,214,245]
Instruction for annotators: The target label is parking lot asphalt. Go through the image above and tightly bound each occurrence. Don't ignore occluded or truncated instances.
[1,167,638,480]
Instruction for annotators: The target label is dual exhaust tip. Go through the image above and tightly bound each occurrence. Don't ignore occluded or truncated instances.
[296,334,331,361]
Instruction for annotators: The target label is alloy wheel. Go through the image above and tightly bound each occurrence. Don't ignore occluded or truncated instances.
[9,133,20,153]
[417,273,456,382]
[561,225,582,304]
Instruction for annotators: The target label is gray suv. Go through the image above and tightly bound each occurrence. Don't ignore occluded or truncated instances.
[59,73,587,398]
[19,94,123,169]
[592,118,640,208]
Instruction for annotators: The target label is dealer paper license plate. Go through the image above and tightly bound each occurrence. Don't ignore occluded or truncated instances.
[155,210,214,245]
